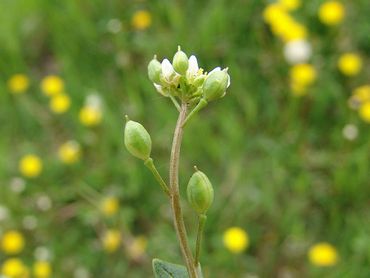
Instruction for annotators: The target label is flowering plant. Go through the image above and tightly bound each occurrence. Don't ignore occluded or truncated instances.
[124,46,230,277]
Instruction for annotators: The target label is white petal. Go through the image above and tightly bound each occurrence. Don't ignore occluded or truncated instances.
[161,59,174,79]
[188,55,199,75]
[208,67,221,75]
[154,84,167,96]
[227,75,231,88]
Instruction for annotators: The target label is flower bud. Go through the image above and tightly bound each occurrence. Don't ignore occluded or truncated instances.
[172,46,189,75]
[148,57,162,84]
[187,168,214,214]
[202,68,230,101]
[124,117,152,161]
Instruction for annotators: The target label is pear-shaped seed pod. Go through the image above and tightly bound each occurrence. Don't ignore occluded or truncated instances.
[124,118,152,161]
[148,57,162,84]
[203,69,230,102]
[172,46,189,75]
[187,169,214,214]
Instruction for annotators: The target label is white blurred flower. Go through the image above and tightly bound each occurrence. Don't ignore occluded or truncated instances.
[0,205,9,222]
[37,195,52,211]
[284,40,312,64]
[86,94,102,109]
[23,215,38,230]
[107,18,122,34]
[74,267,90,278]
[342,124,358,141]
[10,177,25,193]
[34,246,52,261]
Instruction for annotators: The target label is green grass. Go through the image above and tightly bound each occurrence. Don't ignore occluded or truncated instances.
[0,0,369,277]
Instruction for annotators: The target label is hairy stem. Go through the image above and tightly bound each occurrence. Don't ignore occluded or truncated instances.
[169,103,198,278]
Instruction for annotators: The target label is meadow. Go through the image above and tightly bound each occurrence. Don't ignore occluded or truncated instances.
[0,0,369,277]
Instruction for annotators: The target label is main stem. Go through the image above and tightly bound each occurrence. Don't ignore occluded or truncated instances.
[169,103,198,278]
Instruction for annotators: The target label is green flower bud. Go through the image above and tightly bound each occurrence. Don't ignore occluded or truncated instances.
[148,56,162,84]
[187,167,214,214]
[124,116,152,161]
[172,46,189,75]
[202,68,230,101]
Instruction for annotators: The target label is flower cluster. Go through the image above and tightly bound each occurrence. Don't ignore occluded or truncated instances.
[349,85,370,123]
[148,46,230,116]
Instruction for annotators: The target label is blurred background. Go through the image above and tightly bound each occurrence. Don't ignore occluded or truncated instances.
[0,0,369,277]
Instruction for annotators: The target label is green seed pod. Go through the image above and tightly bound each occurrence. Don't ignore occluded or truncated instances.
[148,56,162,84]
[187,168,214,214]
[202,69,230,101]
[172,46,189,75]
[124,117,152,161]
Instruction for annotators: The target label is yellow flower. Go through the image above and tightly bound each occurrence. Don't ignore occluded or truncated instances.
[308,242,339,267]
[359,101,370,123]
[79,105,102,127]
[58,140,81,164]
[280,23,308,42]
[337,53,362,76]
[49,93,71,114]
[263,3,286,24]
[279,0,301,11]
[223,227,249,254]
[131,10,152,30]
[128,235,148,260]
[8,74,30,94]
[102,229,121,253]
[40,75,64,96]
[318,1,345,26]
[19,154,43,178]
[349,85,370,109]
[1,230,25,255]
[33,261,51,278]
[1,258,27,278]
[290,63,317,86]
[100,197,119,217]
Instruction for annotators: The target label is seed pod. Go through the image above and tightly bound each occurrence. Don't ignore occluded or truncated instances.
[187,168,214,214]
[124,117,152,161]
[148,57,162,84]
[172,46,189,75]
[203,69,230,101]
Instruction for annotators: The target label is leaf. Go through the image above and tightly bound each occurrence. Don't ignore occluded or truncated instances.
[152,258,189,278]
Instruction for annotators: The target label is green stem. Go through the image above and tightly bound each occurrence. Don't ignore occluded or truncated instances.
[182,98,208,128]
[144,157,171,197]
[194,214,207,266]
[170,95,181,112]
[169,103,198,278]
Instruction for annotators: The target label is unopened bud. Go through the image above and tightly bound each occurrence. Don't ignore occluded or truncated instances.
[187,167,214,214]
[203,69,230,101]
[148,57,162,84]
[124,116,152,161]
[172,46,189,75]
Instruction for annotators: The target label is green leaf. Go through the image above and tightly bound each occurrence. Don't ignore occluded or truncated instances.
[152,258,189,278]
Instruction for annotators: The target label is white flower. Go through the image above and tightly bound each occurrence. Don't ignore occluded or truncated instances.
[161,59,174,80]
[187,55,199,77]
[284,40,312,64]
[342,124,358,141]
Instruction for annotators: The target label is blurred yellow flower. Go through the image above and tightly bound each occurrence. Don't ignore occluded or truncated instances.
[100,197,119,217]
[349,85,370,109]
[290,63,317,86]
[33,261,51,278]
[58,140,81,164]
[308,242,338,267]
[8,74,30,94]
[281,23,307,42]
[263,3,286,24]
[79,105,102,127]
[1,230,25,255]
[131,10,152,30]
[337,53,362,76]
[359,102,370,123]
[318,1,345,26]
[40,75,64,96]
[19,154,43,178]
[223,227,249,254]
[279,0,301,11]
[49,93,71,114]
[102,229,121,253]
[128,235,148,260]
[1,258,27,278]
